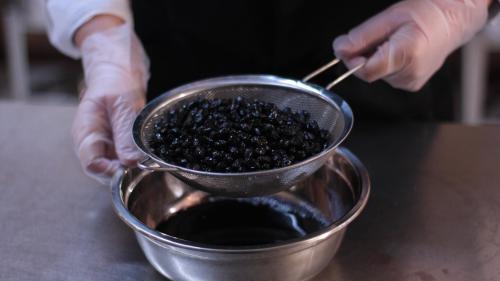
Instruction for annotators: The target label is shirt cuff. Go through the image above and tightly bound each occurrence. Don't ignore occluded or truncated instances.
[45,0,132,59]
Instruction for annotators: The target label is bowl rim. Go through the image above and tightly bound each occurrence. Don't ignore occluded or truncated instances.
[111,146,371,253]
[132,74,354,177]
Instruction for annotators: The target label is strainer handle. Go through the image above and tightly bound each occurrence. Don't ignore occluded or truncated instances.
[302,58,365,90]
[138,157,178,172]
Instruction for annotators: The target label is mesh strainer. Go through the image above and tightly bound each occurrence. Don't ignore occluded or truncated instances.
[133,58,362,197]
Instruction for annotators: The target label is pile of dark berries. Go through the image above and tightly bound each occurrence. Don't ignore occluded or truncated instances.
[148,97,330,172]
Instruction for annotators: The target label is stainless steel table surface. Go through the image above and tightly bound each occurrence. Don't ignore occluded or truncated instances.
[1,101,500,281]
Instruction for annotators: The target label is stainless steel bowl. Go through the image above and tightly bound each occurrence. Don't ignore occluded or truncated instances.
[111,147,370,281]
[133,75,353,197]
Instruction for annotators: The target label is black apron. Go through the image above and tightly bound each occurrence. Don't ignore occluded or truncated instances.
[132,0,454,121]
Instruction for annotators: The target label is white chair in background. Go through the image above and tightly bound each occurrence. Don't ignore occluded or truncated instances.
[461,16,500,124]
[2,0,46,100]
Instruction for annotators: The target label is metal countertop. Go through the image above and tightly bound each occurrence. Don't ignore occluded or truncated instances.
[1,101,500,281]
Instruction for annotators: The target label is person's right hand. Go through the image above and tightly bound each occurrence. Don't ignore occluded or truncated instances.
[333,0,489,91]
[73,22,149,185]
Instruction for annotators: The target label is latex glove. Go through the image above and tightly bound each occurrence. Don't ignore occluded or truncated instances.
[333,0,489,91]
[73,23,149,185]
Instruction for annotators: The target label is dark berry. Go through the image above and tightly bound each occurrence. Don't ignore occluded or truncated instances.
[147,97,331,172]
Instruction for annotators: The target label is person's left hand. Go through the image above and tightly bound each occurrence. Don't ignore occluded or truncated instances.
[333,0,490,91]
[72,23,150,185]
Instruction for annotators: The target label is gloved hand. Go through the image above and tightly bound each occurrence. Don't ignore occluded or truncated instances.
[333,0,489,91]
[73,23,149,185]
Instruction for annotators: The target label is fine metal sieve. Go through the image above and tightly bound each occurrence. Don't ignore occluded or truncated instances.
[133,58,363,197]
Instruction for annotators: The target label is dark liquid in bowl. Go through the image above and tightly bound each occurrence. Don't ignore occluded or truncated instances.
[155,198,330,246]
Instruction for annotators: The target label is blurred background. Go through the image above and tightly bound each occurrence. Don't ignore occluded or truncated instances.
[1,0,500,124]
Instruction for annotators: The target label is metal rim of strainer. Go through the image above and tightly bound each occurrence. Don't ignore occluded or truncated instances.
[132,74,354,176]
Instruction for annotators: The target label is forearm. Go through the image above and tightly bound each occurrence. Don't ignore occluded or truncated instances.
[45,0,131,58]
[75,15,125,48]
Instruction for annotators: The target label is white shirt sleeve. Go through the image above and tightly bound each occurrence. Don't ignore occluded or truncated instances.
[45,0,132,59]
